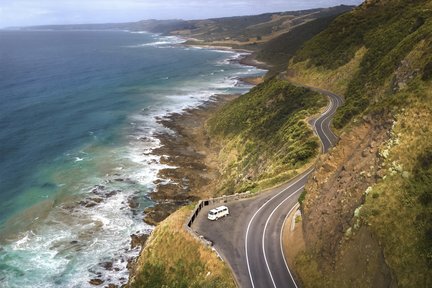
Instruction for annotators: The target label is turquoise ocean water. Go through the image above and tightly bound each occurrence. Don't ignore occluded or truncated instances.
[0,30,265,287]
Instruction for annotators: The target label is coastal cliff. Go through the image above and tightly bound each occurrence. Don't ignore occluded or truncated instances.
[287,0,432,286]
[129,1,432,287]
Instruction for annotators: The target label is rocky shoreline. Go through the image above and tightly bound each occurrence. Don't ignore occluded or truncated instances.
[141,51,267,226]
[83,74,261,286]
[83,94,227,286]
[120,94,236,287]
[143,94,237,226]
[124,51,268,286]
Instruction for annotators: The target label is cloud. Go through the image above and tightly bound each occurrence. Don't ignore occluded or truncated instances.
[0,0,363,28]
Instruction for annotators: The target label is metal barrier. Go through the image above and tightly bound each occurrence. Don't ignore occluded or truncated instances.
[184,191,252,247]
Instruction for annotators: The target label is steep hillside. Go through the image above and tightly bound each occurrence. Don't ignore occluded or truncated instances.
[292,0,432,128]
[286,0,432,287]
[129,206,236,288]
[129,78,328,288]
[206,78,326,195]
[256,15,341,73]
[22,6,353,53]
[176,6,353,47]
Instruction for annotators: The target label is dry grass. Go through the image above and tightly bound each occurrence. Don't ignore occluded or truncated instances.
[295,252,331,288]
[287,47,367,96]
[130,206,236,288]
[361,83,432,287]
[291,35,432,288]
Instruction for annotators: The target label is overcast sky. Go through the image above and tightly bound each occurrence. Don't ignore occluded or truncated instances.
[0,0,363,28]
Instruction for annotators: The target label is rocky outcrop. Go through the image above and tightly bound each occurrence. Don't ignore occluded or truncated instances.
[89,278,104,286]
[300,115,395,286]
[391,59,420,92]
[143,95,234,225]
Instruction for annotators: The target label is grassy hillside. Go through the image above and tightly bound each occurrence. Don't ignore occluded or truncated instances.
[129,39,330,288]
[206,78,326,195]
[292,0,432,128]
[175,9,321,43]
[173,6,354,47]
[129,206,236,288]
[287,0,432,286]
[256,15,342,73]
[24,5,353,47]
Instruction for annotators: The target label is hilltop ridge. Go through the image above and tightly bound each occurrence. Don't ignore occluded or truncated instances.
[16,5,353,52]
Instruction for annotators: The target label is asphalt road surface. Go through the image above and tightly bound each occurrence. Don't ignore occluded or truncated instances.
[192,87,342,288]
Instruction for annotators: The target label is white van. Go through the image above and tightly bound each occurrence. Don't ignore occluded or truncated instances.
[207,206,229,220]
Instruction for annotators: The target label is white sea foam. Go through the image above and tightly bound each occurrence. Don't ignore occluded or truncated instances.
[13,232,31,250]
[0,35,267,288]
[123,49,266,194]
[127,35,186,48]
[1,183,152,288]
[128,31,150,34]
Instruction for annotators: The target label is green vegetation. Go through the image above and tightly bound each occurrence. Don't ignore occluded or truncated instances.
[207,78,326,194]
[409,150,432,266]
[180,8,324,43]
[293,0,432,128]
[130,206,236,288]
[359,78,432,287]
[130,1,432,286]
[176,6,353,49]
[256,14,349,74]
[288,0,432,286]
[204,4,350,35]
[298,189,307,206]
[288,47,367,96]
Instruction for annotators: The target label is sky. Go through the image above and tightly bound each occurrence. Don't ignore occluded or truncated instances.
[0,0,363,28]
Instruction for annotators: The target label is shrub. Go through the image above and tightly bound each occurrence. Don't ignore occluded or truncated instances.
[422,62,432,81]
[293,0,432,128]
[207,78,326,194]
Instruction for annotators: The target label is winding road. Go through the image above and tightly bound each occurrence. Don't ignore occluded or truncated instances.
[192,87,343,288]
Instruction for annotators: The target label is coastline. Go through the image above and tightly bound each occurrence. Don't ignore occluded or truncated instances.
[127,49,269,285]
[142,49,268,226]
[185,41,271,71]
[143,94,237,225]
[0,31,267,288]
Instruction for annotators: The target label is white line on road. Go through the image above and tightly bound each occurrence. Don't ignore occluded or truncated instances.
[320,96,334,148]
[245,171,312,288]
[262,186,303,288]
[280,203,300,288]
[245,90,342,288]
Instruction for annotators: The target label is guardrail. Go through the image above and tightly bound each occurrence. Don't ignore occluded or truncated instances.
[184,191,252,247]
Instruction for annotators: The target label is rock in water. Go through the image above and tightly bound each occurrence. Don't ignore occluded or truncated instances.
[130,233,149,249]
[89,278,104,286]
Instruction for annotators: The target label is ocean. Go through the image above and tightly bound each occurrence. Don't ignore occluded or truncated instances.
[0,30,265,287]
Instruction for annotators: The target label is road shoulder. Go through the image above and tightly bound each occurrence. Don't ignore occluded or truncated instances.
[282,204,305,282]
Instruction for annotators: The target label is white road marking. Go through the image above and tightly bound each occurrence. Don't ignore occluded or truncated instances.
[280,203,300,288]
[245,90,342,288]
[262,186,303,288]
[245,171,312,288]
[320,97,334,148]
[321,94,342,147]
[313,93,336,152]
[326,95,339,142]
